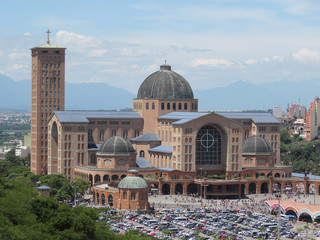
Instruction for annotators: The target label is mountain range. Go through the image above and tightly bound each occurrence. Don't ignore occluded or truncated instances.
[0,73,318,112]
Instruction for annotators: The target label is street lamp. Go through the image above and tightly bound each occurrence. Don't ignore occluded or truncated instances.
[200,168,203,179]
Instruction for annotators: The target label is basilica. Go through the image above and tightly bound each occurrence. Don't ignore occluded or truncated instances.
[46,63,295,208]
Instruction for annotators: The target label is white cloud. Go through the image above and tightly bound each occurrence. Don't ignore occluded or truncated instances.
[191,58,233,67]
[262,57,270,62]
[55,31,100,49]
[245,59,256,65]
[9,52,27,60]
[88,49,107,57]
[292,48,320,63]
[24,32,32,36]
[285,1,318,16]
[272,56,284,61]
[8,64,28,71]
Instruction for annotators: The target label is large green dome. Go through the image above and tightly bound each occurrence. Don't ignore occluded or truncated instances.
[98,136,135,155]
[118,172,148,189]
[242,136,273,155]
[137,64,194,99]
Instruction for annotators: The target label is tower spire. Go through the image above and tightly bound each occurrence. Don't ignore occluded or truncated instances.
[46,29,51,44]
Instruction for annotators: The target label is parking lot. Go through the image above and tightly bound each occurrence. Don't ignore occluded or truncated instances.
[98,194,319,239]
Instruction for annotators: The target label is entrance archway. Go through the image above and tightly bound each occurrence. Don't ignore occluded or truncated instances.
[103,174,109,182]
[296,182,305,194]
[94,175,101,184]
[285,210,297,219]
[108,195,114,207]
[241,184,245,197]
[111,175,119,181]
[261,182,269,194]
[284,182,293,192]
[249,183,256,194]
[309,183,315,194]
[175,183,183,194]
[162,184,170,195]
[187,183,198,194]
[299,213,312,223]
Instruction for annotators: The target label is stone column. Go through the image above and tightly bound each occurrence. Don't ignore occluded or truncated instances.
[183,183,188,195]
[244,183,249,195]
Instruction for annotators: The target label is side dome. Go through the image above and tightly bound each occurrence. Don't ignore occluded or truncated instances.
[118,176,148,189]
[137,64,194,99]
[242,136,273,155]
[98,136,135,155]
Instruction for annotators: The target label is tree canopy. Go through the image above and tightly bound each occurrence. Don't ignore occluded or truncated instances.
[0,151,154,239]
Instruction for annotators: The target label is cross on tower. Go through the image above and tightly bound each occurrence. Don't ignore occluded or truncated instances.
[46,29,51,44]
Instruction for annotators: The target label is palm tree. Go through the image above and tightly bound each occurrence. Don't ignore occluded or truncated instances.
[162,229,172,237]
[259,226,266,239]
[304,224,310,236]
[296,227,304,239]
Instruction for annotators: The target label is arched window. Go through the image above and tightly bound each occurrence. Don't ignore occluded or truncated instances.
[161,103,164,110]
[140,150,145,157]
[173,103,176,110]
[184,103,187,110]
[192,103,194,109]
[178,103,182,110]
[167,103,170,110]
[123,191,127,199]
[196,125,222,165]
[91,155,96,165]
[152,102,155,109]
[131,192,136,200]
[146,102,149,109]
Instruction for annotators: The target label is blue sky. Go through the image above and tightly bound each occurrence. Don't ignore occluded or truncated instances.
[1,0,320,94]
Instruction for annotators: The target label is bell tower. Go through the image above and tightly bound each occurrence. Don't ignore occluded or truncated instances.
[30,30,66,175]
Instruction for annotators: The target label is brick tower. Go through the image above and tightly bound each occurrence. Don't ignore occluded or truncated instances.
[30,30,66,174]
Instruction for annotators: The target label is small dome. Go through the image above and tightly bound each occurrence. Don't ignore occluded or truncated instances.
[98,136,135,155]
[137,64,194,99]
[242,136,273,155]
[118,175,148,189]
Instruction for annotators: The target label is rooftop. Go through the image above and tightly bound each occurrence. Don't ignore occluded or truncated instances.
[158,111,279,125]
[131,133,160,142]
[136,157,153,168]
[53,111,142,123]
[218,112,279,124]
[149,145,172,154]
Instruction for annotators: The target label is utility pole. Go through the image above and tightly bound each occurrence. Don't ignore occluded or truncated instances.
[273,183,281,240]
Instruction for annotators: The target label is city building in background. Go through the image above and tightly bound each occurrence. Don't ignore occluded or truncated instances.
[287,104,306,120]
[306,97,320,141]
[272,105,283,118]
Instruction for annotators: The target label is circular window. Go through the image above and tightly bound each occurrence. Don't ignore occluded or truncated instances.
[200,133,214,148]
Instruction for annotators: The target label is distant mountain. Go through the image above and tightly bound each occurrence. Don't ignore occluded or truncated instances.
[65,82,135,110]
[0,74,135,112]
[0,73,319,112]
[195,80,320,111]
[0,74,31,112]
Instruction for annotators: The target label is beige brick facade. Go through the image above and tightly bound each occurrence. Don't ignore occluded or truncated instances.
[31,41,66,175]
